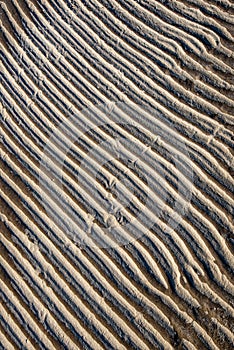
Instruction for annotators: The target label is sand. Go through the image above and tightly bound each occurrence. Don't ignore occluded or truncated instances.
[0,0,234,349]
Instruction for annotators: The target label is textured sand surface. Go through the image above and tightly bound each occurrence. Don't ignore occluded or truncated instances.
[0,0,234,349]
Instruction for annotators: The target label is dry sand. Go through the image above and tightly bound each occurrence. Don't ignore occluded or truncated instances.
[0,0,234,349]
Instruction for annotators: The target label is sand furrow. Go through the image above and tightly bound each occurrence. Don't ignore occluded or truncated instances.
[1,91,233,282]
[130,0,234,45]
[0,302,37,350]
[2,0,234,135]
[0,72,233,296]
[0,328,16,350]
[25,0,234,120]
[0,29,232,196]
[0,179,172,349]
[0,121,233,346]
[174,0,234,23]
[2,51,234,254]
[1,172,228,349]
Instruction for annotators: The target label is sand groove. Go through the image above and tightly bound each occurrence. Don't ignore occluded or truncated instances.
[0,0,234,349]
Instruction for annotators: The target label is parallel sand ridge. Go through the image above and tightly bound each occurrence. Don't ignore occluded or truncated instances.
[0,0,234,349]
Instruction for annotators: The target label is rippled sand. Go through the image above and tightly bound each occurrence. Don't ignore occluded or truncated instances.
[0,0,234,349]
